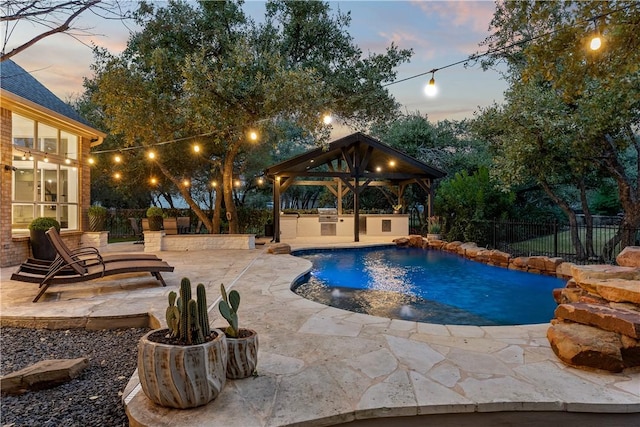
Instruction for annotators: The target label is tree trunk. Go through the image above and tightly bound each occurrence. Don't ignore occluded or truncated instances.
[155,161,214,233]
[578,179,595,259]
[540,180,586,260]
[223,142,241,234]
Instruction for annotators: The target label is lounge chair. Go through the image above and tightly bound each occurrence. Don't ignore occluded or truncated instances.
[163,217,178,235]
[11,228,174,302]
[12,227,162,276]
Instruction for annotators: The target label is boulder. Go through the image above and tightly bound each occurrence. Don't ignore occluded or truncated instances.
[511,257,529,269]
[595,279,640,305]
[426,239,445,249]
[444,241,462,252]
[554,303,640,338]
[267,243,291,254]
[555,262,575,279]
[571,265,640,285]
[487,249,510,267]
[1,358,88,395]
[616,246,640,268]
[393,237,410,247]
[408,235,424,248]
[547,323,626,372]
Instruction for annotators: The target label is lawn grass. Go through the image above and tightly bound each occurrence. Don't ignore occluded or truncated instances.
[108,236,138,244]
[509,227,620,256]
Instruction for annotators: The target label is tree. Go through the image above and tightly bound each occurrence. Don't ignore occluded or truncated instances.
[89,0,411,233]
[1,0,128,61]
[476,0,640,259]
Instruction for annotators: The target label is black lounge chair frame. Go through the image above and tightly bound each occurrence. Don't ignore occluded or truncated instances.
[10,228,173,302]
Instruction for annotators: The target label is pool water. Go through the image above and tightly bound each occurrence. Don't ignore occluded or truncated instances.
[292,246,567,326]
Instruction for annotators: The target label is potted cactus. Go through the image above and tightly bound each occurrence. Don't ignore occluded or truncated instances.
[87,205,107,232]
[145,206,163,231]
[137,278,227,409]
[218,284,258,379]
[28,217,61,260]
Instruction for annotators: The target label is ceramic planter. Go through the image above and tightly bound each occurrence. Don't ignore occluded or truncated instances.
[29,229,56,260]
[148,216,163,231]
[137,328,227,409]
[226,328,258,379]
[88,215,106,232]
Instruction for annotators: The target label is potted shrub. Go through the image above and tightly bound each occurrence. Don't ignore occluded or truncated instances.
[218,284,258,379]
[137,278,227,409]
[146,206,163,231]
[28,217,61,260]
[87,205,107,232]
[427,216,442,240]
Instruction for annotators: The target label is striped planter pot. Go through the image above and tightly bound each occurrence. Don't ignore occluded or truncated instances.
[226,328,258,379]
[137,328,227,409]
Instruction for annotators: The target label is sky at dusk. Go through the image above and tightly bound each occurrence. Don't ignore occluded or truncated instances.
[4,0,507,125]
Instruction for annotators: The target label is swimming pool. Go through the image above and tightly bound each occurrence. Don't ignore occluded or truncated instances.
[292,246,567,326]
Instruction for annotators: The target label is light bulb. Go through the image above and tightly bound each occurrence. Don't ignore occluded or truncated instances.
[148,151,156,160]
[88,157,95,165]
[114,172,121,179]
[590,35,602,50]
[193,144,200,153]
[65,158,71,164]
[183,179,190,187]
[249,131,258,141]
[323,114,333,125]
[114,154,122,163]
[424,77,437,97]
[257,177,264,185]
[211,181,217,187]
[150,177,158,185]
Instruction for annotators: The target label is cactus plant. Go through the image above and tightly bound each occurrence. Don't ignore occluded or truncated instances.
[218,283,240,338]
[165,277,212,345]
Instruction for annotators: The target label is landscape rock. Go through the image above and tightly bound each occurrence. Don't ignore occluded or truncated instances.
[393,237,410,247]
[616,246,640,268]
[595,279,640,305]
[554,303,640,338]
[571,265,640,284]
[408,235,424,248]
[1,358,89,395]
[547,323,626,372]
[267,243,291,254]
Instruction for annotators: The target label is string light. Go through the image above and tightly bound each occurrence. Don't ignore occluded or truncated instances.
[257,177,264,185]
[193,144,200,153]
[28,152,33,161]
[211,181,217,187]
[114,154,122,163]
[88,157,95,165]
[322,113,333,125]
[113,172,121,179]
[424,72,437,97]
[150,177,158,185]
[21,153,27,160]
[148,151,156,160]
[43,153,49,163]
[183,179,190,187]
[248,131,258,142]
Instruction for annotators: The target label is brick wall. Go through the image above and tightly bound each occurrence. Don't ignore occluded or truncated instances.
[0,107,92,267]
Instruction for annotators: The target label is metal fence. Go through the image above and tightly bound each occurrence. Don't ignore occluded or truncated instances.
[408,211,635,265]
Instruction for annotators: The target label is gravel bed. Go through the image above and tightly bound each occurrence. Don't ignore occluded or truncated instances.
[1,327,149,427]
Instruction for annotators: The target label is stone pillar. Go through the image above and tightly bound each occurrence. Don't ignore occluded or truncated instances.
[144,231,164,253]
[81,231,109,251]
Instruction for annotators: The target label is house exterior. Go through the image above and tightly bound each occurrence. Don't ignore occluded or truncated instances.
[0,59,105,267]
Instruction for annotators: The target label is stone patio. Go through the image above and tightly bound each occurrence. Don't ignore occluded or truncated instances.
[1,239,638,426]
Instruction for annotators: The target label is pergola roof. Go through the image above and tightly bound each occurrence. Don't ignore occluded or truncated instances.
[265,132,446,182]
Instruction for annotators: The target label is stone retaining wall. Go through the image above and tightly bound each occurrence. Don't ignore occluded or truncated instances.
[143,231,255,252]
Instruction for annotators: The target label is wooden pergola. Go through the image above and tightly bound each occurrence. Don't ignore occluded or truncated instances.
[264,132,446,242]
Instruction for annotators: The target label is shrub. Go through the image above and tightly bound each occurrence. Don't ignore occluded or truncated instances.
[146,206,163,217]
[28,217,61,231]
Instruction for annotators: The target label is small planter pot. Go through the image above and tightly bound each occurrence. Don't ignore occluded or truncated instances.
[148,216,163,231]
[88,215,106,232]
[226,328,258,379]
[29,229,57,260]
[137,328,227,409]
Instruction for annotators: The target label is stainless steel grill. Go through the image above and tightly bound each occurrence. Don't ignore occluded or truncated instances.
[318,208,338,223]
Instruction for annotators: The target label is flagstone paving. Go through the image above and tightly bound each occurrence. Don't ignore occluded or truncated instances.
[1,239,638,426]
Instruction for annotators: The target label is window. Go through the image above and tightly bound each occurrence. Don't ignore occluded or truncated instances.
[11,113,80,231]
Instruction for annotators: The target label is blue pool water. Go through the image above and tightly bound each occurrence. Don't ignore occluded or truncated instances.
[292,246,566,326]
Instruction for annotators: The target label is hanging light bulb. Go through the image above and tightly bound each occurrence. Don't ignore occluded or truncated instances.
[211,181,217,188]
[323,113,333,125]
[43,153,49,163]
[424,72,437,97]
[148,151,156,160]
[257,177,264,185]
[114,154,122,163]
[590,33,602,50]
[21,153,27,160]
[248,130,258,142]
[88,157,95,165]
[150,177,158,185]
[65,157,71,165]
[28,152,33,161]
[193,144,200,153]
[114,172,122,179]
[183,179,190,187]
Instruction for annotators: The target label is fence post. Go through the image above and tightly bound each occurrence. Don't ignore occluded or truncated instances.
[493,218,496,249]
[553,220,558,258]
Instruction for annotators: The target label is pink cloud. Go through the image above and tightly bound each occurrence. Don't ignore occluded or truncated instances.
[411,0,496,34]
